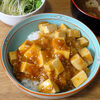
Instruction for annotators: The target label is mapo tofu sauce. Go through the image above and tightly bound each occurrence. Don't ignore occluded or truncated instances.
[9,22,93,93]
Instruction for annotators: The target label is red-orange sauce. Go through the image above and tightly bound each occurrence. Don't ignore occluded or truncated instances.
[10,35,81,92]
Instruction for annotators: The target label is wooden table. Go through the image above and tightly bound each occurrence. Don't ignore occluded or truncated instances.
[0,0,100,100]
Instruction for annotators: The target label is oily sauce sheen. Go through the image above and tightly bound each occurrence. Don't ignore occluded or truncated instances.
[9,22,92,93]
[12,36,79,91]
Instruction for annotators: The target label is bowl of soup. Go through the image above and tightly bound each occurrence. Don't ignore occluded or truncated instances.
[0,13,100,99]
[71,0,100,36]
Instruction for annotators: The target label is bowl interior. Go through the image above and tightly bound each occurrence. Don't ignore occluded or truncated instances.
[2,13,100,95]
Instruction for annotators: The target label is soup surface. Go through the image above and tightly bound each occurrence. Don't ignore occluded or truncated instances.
[77,0,100,18]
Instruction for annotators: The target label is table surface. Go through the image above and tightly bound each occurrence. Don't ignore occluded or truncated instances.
[0,0,100,100]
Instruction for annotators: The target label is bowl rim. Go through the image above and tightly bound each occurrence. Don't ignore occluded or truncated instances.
[0,13,100,97]
[72,0,100,20]
[0,0,45,18]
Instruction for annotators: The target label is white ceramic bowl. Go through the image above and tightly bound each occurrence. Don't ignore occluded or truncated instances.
[0,0,45,26]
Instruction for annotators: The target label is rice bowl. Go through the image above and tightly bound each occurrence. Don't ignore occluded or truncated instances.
[1,13,100,99]
[7,22,96,94]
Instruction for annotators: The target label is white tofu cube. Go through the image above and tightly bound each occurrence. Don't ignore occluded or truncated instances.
[67,29,81,38]
[38,22,49,31]
[44,59,55,72]
[54,49,70,59]
[52,38,66,48]
[52,38,70,59]
[59,23,68,31]
[38,79,60,93]
[18,40,32,54]
[71,54,88,70]
[54,30,66,40]
[38,51,47,67]
[24,44,41,59]
[39,32,55,38]
[73,29,81,37]
[53,58,65,78]
[38,23,57,34]
[66,29,73,37]
[44,58,64,78]
[77,37,89,47]
[20,62,34,74]
[9,51,18,65]
[79,48,93,65]
[71,70,88,87]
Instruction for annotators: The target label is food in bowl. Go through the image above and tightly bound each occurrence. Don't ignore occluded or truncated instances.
[8,22,94,94]
[77,0,100,17]
[0,0,42,15]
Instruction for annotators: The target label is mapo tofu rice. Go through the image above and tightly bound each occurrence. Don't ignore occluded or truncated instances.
[9,22,93,94]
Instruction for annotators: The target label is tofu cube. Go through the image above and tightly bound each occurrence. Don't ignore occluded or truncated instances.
[79,48,93,65]
[73,29,81,37]
[77,37,89,47]
[67,29,81,38]
[59,23,68,31]
[38,79,60,93]
[71,70,88,87]
[54,30,66,40]
[38,23,48,33]
[9,51,18,65]
[71,54,88,70]
[38,22,49,34]
[20,62,34,74]
[44,59,55,72]
[18,40,32,54]
[38,23,57,34]
[24,44,41,59]
[52,38,66,48]
[52,38,70,59]
[44,58,64,78]
[53,58,65,77]
[66,29,73,37]
[38,51,47,67]
[54,49,70,59]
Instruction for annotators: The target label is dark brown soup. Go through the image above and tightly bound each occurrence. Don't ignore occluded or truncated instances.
[77,0,100,18]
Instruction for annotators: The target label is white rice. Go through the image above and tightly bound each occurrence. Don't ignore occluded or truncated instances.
[21,31,40,91]
[21,79,39,91]
[27,31,40,41]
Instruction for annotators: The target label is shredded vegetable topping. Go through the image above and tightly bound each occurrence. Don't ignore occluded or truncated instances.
[0,0,42,15]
